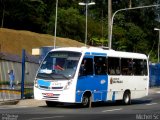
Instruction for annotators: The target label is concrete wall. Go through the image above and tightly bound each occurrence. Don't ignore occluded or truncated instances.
[0,60,39,85]
[0,59,39,101]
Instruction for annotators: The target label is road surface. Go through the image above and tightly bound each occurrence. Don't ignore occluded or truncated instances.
[0,88,160,120]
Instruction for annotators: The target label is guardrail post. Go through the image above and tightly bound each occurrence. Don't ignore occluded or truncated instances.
[21,49,25,99]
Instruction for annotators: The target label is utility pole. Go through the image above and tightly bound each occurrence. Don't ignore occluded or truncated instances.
[109,4,160,50]
[1,0,5,28]
[101,9,104,46]
[79,1,95,46]
[154,28,160,63]
[129,0,132,8]
[54,0,58,49]
[108,0,112,48]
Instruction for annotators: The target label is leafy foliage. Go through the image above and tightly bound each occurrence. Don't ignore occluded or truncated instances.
[0,0,160,62]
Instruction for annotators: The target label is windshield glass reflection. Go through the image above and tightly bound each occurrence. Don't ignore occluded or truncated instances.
[37,51,81,80]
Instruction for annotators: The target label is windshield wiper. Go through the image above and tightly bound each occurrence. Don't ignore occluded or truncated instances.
[37,73,48,78]
[60,74,70,80]
[37,73,55,80]
[51,72,70,80]
[37,72,71,80]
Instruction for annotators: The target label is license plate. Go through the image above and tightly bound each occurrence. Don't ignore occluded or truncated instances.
[43,93,54,97]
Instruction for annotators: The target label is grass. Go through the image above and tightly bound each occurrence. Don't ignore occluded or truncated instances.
[0,28,84,55]
[0,81,9,85]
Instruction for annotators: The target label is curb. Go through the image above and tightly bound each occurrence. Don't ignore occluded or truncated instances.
[17,99,46,107]
[0,100,19,105]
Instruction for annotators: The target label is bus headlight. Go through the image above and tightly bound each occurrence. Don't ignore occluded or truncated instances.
[34,79,38,88]
[64,80,72,90]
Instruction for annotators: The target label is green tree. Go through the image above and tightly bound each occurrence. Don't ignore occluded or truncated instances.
[0,0,159,62]
[47,7,85,41]
[0,0,46,32]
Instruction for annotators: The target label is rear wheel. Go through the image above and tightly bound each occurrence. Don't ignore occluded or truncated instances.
[123,91,131,105]
[46,101,58,107]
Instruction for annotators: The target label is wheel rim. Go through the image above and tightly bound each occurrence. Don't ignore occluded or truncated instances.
[125,95,129,104]
[124,93,130,104]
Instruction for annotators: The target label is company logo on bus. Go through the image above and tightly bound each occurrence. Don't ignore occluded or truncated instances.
[51,82,62,86]
[100,80,106,84]
[110,77,123,84]
[110,78,113,84]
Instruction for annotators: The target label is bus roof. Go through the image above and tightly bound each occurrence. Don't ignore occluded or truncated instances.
[51,47,147,59]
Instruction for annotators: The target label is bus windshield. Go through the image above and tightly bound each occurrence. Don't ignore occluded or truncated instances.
[36,51,81,80]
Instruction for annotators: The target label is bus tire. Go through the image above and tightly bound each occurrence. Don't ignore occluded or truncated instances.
[123,91,131,105]
[82,93,91,108]
[46,101,58,107]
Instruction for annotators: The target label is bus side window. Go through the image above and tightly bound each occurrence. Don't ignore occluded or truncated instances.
[115,67,120,75]
[79,58,93,76]
[94,56,107,75]
[133,59,144,75]
[121,58,133,75]
[109,68,115,75]
[143,60,148,75]
[108,57,120,75]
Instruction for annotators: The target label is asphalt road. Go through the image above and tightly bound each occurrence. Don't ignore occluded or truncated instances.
[0,89,160,120]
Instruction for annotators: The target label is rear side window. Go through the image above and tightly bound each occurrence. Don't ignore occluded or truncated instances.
[133,59,148,76]
[143,60,148,75]
[107,57,148,76]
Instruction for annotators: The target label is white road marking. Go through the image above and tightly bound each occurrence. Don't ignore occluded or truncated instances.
[156,91,160,94]
[146,103,158,106]
[28,116,64,120]
[102,108,122,112]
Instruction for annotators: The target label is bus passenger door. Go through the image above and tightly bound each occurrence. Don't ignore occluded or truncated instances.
[76,57,95,102]
[76,56,108,103]
[93,56,108,101]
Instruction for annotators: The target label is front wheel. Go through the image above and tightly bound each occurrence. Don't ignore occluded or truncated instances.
[123,91,131,105]
[82,94,91,107]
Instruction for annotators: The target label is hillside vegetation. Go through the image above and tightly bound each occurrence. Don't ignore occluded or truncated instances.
[0,0,160,61]
[0,28,84,55]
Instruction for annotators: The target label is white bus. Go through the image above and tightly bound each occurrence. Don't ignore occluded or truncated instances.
[34,47,149,107]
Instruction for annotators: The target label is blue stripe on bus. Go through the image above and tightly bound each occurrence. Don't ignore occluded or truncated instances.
[37,79,51,87]
[85,52,107,56]
[85,52,91,55]
[91,52,107,56]
[76,75,108,103]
